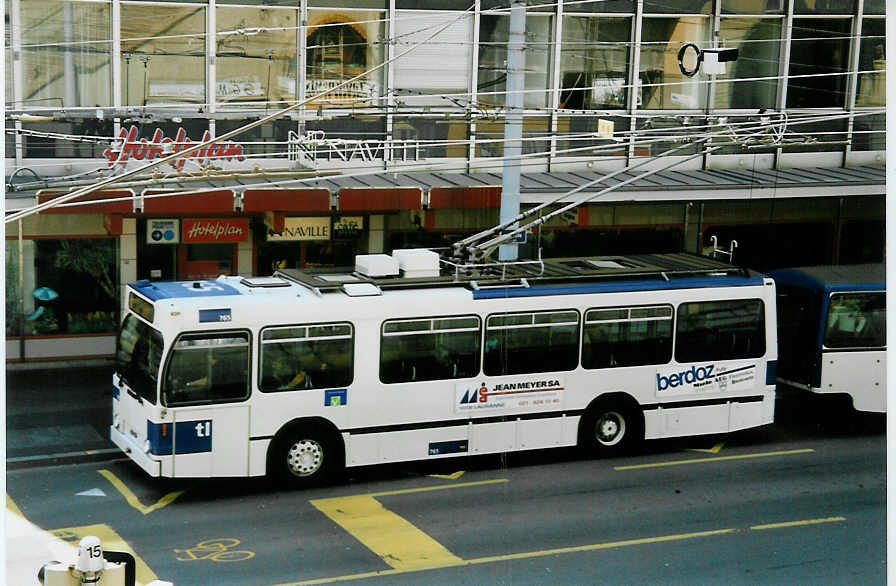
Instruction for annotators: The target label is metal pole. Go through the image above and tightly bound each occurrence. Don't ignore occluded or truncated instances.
[498,0,526,261]
[18,220,25,362]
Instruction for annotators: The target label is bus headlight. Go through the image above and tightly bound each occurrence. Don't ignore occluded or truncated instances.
[144,440,151,454]
[113,414,121,430]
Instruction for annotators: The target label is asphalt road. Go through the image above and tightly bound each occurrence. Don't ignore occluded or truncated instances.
[5,396,886,586]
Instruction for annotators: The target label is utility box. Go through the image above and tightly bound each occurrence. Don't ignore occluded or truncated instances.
[393,249,441,278]
[355,254,400,277]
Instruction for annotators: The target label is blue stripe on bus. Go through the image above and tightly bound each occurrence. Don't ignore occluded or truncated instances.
[148,420,213,456]
[147,421,173,456]
[472,275,764,300]
[766,360,777,385]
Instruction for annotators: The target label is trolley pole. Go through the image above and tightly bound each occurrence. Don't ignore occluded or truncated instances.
[498,0,526,261]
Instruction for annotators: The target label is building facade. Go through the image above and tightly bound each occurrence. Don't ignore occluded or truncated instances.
[4,0,886,361]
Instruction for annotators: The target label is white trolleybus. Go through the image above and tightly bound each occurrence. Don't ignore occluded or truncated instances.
[770,264,885,413]
[111,250,778,486]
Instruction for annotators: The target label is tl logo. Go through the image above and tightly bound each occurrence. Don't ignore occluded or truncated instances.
[460,383,489,404]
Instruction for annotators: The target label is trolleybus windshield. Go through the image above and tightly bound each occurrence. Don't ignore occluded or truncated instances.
[116,314,163,404]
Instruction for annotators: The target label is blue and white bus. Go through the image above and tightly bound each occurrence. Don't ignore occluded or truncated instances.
[111,250,777,486]
[770,264,885,413]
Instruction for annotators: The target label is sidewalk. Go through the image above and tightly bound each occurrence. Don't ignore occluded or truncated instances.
[6,362,121,469]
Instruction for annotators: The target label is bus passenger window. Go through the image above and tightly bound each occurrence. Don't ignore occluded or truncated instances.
[674,300,765,363]
[163,333,250,406]
[260,323,353,392]
[380,316,481,384]
[484,310,579,376]
[583,305,672,369]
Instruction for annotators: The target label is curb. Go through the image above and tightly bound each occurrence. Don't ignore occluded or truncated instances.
[7,448,124,470]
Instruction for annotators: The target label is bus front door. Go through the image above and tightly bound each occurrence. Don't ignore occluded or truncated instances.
[170,405,250,477]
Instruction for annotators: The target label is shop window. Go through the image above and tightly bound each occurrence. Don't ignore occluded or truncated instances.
[856,18,885,108]
[643,0,711,14]
[120,4,206,106]
[560,17,631,111]
[21,120,112,159]
[715,18,781,110]
[21,239,120,336]
[475,117,550,158]
[216,6,298,110]
[786,18,850,109]
[392,117,470,159]
[639,17,709,110]
[793,0,856,14]
[721,0,783,13]
[19,0,112,109]
[477,13,552,108]
[392,10,473,107]
[306,10,385,108]
[851,113,885,152]
[554,116,630,157]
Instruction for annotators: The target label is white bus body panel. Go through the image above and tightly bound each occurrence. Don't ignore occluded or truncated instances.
[819,351,886,413]
[171,405,250,477]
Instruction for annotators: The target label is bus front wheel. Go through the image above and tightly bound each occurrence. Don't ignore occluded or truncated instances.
[580,400,642,456]
[270,423,342,488]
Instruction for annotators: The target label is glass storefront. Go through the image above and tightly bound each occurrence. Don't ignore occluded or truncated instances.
[5,0,885,162]
[5,238,118,337]
[120,3,206,108]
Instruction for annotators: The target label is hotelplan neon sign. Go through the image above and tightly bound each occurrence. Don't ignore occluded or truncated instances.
[103,126,245,171]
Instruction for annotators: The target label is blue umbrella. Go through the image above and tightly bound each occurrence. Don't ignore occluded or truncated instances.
[32,287,59,302]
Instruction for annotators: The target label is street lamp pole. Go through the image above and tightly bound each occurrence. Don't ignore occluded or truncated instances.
[498,0,526,261]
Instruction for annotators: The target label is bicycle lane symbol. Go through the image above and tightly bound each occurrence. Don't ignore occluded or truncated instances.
[175,538,255,563]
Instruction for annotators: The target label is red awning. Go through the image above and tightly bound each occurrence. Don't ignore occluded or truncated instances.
[35,189,135,214]
[428,186,502,209]
[338,187,422,211]
[142,189,235,214]
[242,189,330,213]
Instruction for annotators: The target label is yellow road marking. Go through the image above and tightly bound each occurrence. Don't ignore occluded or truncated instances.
[429,471,465,480]
[365,478,507,498]
[98,469,185,515]
[309,479,506,572]
[7,494,25,517]
[311,496,463,571]
[614,448,814,471]
[52,523,159,586]
[277,517,847,585]
[751,516,846,531]
[689,442,725,454]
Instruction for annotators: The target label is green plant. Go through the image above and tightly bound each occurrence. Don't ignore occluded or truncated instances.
[33,307,59,335]
[54,240,118,302]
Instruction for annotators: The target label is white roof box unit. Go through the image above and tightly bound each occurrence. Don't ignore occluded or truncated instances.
[392,249,441,278]
[355,254,399,277]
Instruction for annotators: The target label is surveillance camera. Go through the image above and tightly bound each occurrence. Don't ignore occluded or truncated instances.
[701,48,739,75]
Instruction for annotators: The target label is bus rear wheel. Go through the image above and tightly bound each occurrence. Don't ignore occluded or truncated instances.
[580,401,642,456]
[271,424,342,488]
